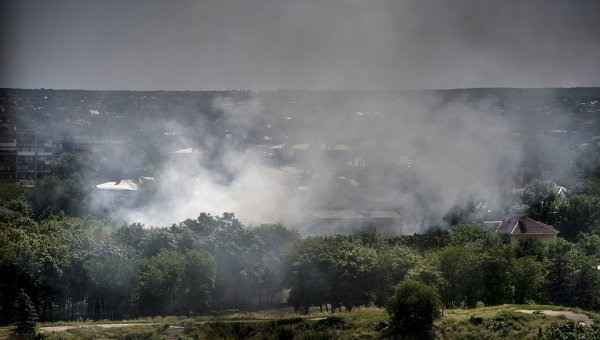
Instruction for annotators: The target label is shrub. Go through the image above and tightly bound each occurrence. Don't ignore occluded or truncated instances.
[469,316,484,325]
[314,316,345,329]
[538,321,600,339]
[386,279,442,337]
[12,290,38,336]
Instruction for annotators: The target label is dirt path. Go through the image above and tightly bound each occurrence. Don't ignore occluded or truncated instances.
[39,317,327,333]
[516,309,594,325]
[39,323,156,332]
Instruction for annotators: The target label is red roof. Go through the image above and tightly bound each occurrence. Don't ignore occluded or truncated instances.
[483,215,559,235]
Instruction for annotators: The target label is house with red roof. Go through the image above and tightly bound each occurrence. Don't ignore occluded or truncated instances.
[483,214,559,245]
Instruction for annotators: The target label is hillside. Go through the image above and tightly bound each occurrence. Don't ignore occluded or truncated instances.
[0,305,597,339]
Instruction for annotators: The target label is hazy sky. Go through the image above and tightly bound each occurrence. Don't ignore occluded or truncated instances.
[1,0,599,90]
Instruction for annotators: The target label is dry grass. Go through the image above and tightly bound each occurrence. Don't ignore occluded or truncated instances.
[30,304,597,339]
[34,309,386,339]
[42,324,163,340]
[435,304,594,339]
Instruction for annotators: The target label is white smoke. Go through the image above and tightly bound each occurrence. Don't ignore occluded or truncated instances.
[112,92,523,234]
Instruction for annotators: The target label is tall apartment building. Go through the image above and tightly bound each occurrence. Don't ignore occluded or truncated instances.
[0,126,53,181]
[0,126,17,181]
[0,125,124,181]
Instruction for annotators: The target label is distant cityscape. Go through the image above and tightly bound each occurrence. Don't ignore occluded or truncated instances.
[2,87,600,231]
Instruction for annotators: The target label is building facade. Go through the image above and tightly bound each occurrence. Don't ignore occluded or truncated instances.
[0,125,124,181]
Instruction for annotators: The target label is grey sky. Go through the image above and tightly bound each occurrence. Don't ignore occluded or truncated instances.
[1,0,599,90]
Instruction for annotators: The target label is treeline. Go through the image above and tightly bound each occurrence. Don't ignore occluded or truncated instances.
[283,226,600,313]
[0,212,298,324]
[5,206,600,325]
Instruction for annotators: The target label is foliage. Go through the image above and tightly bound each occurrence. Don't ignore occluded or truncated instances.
[511,256,545,304]
[283,232,413,313]
[386,279,441,337]
[406,254,444,289]
[0,212,298,324]
[545,238,577,306]
[480,246,513,306]
[392,230,449,252]
[515,236,547,261]
[435,246,481,308]
[538,321,600,339]
[449,224,501,250]
[13,289,38,335]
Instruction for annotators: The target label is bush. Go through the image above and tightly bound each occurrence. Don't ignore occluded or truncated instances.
[469,316,484,325]
[538,321,600,339]
[386,279,442,337]
[313,316,345,329]
[12,290,38,336]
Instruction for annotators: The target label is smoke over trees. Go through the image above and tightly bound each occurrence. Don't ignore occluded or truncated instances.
[5,206,600,324]
[0,211,300,323]
[2,88,600,237]
[2,88,600,332]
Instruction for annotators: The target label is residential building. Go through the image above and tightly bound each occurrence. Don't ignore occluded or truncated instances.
[483,214,559,245]
[0,125,124,181]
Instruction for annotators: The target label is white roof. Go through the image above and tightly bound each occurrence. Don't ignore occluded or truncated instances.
[293,144,310,150]
[173,148,200,154]
[278,166,309,176]
[96,180,138,191]
[308,210,363,219]
[333,144,352,151]
[369,210,402,219]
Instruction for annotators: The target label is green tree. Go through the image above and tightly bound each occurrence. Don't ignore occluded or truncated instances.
[12,289,38,335]
[514,236,546,261]
[511,256,544,304]
[178,250,216,315]
[480,246,513,305]
[141,227,177,258]
[449,224,500,251]
[406,254,444,289]
[253,223,299,305]
[373,244,419,307]
[283,237,334,313]
[134,248,215,316]
[554,195,600,240]
[0,199,32,218]
[135,249,186,315]
[114,223,147,252]
[87,252,138,319]
[386,279,441,338]
[324,237,379,311]
[436,246,481,308]
[0,181,28,202]
[570,251,600,310]
[29,174,90,218]
[283,234,383,313]
[51,153,93,180]
[393,230,449,252]
[576,233,600,262]
[545,238,577,306]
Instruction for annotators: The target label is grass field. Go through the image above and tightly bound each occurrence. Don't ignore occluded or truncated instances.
[0,304,593,339]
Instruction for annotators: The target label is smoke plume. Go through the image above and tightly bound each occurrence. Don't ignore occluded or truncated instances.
[113,91,523,234]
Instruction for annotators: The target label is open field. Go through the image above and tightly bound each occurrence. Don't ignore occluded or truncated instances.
[0,305,596,339]
[436,304,598,339]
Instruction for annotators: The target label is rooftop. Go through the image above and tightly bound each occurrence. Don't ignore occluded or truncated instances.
[96,179,138,191]
[484,215,559,235]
